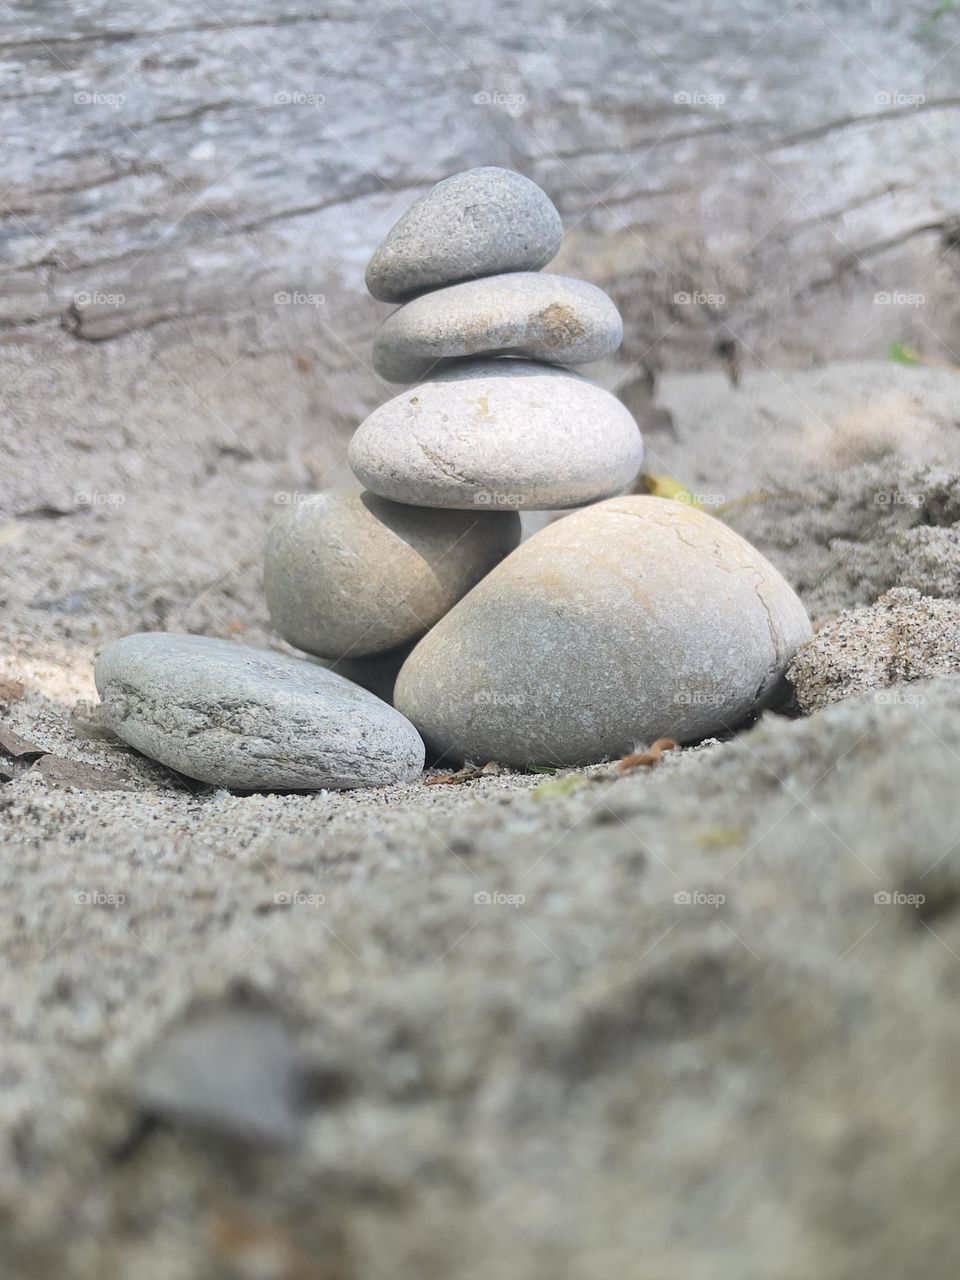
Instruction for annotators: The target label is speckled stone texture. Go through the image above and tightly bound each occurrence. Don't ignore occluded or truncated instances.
[263,489,520,658]
[365,167,562,303]
[395,496,812,765]
[372,273,623,383]
[349,358,643,510]
[94,633,425,789]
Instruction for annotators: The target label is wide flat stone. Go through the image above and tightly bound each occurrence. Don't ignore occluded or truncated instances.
[95,633,425,790]
[394,497,813,767]
[263,489,520,659]
[365,166,562,303]
[372,273,623,383]
[349,359,643,510]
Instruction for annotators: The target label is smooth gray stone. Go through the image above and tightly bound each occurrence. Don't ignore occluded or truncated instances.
[348,359,643,511]
[373,273,623,383]
[365,167,562,303]
[394,497,813,767]
[264,489,520,659]
[95,633,425,790]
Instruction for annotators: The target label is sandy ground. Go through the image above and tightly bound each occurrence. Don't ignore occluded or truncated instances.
[2,338,960,1278]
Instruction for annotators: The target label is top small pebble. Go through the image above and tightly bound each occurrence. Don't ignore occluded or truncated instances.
[365,167,563,303]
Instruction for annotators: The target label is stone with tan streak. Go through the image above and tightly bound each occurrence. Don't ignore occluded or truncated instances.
[372,273,623,383]
[394,497,812,766]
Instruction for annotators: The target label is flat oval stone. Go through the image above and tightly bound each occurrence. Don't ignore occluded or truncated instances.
[349,359,643,510]
[264,489,519,658]
[394,498,813,767]
[365,167,562,303]
[95,633,425,790]
[372,274,623,383]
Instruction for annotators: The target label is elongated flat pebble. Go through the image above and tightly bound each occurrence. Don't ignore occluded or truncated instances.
[373,273,623,383]
[349,359,643,510]
[394,498,813,767]
[95,633,425,790]
[366,167,562,303]
[264,489,519,658]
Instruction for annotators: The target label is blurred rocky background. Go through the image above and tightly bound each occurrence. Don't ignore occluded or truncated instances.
[3,0,960,449]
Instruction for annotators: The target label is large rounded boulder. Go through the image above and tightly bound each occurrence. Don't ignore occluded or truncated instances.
[394,497,812,767]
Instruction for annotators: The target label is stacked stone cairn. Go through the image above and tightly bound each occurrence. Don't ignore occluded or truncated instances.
[93,168,812,791]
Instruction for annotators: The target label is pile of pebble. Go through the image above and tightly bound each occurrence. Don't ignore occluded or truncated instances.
[94,167,812,791]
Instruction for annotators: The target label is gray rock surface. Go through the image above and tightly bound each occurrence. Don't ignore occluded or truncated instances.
[5,2,958,376]
[349,359,643,510]
[365,167,562,303]
[94,633,425,789]
[372,274,622,383]
[788,587,960,713]
[263,489,520,658]
[395,497,812,766]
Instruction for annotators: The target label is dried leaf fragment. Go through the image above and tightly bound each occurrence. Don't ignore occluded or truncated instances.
[0,678,25,703]
[0,723,46,760]
[533,773,591,801]
[616,738,678,775]
[33,755,135,791]
[639,473,701,507]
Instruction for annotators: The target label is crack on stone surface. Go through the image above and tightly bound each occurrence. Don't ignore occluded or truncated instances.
[412,435,475,489]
